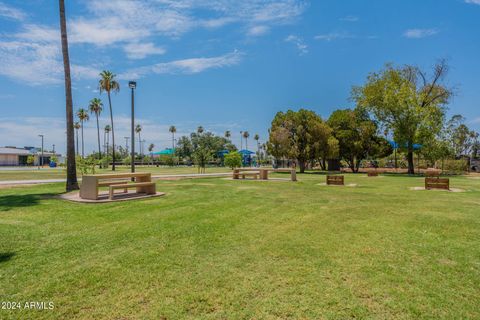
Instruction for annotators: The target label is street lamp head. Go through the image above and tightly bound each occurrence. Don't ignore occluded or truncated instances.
[128,81,137,89]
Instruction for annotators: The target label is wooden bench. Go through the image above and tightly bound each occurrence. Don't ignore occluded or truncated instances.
[367,171,378,177]
[425,177,449,190]
[109,182,156,199]
[327,175,344,185]
[425,170,441,177]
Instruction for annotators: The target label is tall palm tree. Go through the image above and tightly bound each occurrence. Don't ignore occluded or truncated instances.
[197,126,204,134]
[104,125,111,156]
[73,122,81,155]
[254,133,260,155]
[88,98,103,158]
[76,108,89,158]
[59,0,78,191]
[243,131,250,150]
[99,70,120,170]
[224,130,231,139]
[135,124,142,157]
[169,125,177,150]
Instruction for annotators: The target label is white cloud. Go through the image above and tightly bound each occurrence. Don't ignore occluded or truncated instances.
[0,2,26,21]
[403,28,438,39]
[123,42,166,60]
[340,15,359,22]
[0,1,305,84]
[247,25,270,36]
[120,50,243,79]
[465,0,480,4]
[314,32,354,41]
[284,35,308,55]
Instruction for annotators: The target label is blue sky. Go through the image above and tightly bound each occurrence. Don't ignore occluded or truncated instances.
[0,0,479,154]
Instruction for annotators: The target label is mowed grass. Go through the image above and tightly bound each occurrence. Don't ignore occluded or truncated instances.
[0,174,479,319]
[0,166,230,181]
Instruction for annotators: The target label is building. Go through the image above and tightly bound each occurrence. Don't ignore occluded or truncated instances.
[0,146,63,166]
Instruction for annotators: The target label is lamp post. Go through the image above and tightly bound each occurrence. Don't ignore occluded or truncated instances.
[38,134,44,167]
[52,144,55,153]
[129,81,137,174]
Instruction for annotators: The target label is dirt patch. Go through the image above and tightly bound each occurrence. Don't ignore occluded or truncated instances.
[409,187,465,193]
[0,184,38,189]
[316,183,358,187]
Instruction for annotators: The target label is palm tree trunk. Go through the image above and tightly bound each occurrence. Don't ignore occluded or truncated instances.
[75,129,79,155]
[107,92,115,170]
[59,0,78,191]
[81,121,84,158]
[96,114,101,158]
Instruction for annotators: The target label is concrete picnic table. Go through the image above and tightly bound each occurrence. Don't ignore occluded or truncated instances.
[79,172,155,200]
[233,167,297,181]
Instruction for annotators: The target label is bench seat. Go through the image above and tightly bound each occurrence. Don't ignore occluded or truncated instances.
[109,182,156,199]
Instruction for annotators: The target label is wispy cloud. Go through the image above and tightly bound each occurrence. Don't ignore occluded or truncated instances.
[120,50,243,80]
[314,32,355,41]
[403,28,438,39]
[465,0,480,4]
[340,15,359,22]
[123,42,166,60]
[247,25,270,37]
[284,35,308,55]
[0,2,26,21]
[0,1,306,85]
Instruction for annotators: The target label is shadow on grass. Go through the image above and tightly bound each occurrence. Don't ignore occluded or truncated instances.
[0,252,15,263]
[0,194,53,212]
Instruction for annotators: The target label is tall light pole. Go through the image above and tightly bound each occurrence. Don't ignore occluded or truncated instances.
[52,144,55,153]
[38,134,44,167]
[129,81,137,174]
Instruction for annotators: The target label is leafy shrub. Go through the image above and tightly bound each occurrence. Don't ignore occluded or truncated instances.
[224,152,242,169]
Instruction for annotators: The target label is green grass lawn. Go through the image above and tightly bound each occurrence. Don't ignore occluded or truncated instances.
[0,166,230,181]
[1,173,479,319]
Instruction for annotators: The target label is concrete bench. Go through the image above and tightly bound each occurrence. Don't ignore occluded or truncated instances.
[327,175,344,185]
[425,177,449,190]
[237,171,260,179]
[109,182,156,200]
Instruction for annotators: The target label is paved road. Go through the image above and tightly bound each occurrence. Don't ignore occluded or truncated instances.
[0,172,231,186]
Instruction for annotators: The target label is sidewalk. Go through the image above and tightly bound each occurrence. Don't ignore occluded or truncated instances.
[0,172,232,186]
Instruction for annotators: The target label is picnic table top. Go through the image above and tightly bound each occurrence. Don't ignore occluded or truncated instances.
[83,172,151,179]
[234,167,295,172]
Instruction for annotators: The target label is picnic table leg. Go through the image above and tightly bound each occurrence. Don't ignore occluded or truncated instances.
[261,170,268,180]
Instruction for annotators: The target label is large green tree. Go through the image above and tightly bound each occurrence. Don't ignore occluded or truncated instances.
[328,109,391,172]
[353,61,452,174]
[267,109,336,172]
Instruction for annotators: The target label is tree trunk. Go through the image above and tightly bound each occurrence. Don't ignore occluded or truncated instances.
[59,0,78,191]
[75,129,79,155]
[96,114,101,158]
[107,92,115,170]
[407,144,415,174]
[298,160,306,173]
[81,122,84,158]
